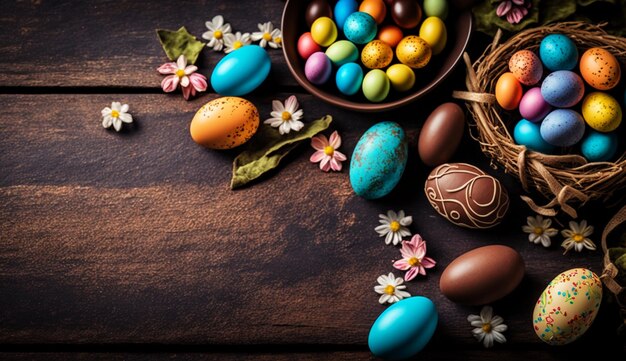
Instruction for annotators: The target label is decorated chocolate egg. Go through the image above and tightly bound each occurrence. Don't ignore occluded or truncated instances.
[396,35,431,69]
[509,50,543,86]
[519,87,551,123]
[305,51,332,85]
[539,34,578,71]
[211,45,270,96]
[495,72,523,110]
[377,25,404,48]
[419,17,447,55]
[334,0,359,30]
[540,70,585,108]
[336,62,363,95]
[391,0,423,29]
[361,40,394,69]
[386,63,415,92]
[359,0,387,24]
[580,47,621,90]
[514,119,555,154]
[326,40,359,66]
[190,97,259,149]
[297,32,321,60]
[343,12,378,44]
[362,69,390,102]
[581,92,622,132]
[540,109,585,147]
[311,16,338,47]
[581,130,618,162]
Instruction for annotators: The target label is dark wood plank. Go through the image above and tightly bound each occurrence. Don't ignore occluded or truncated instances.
[1,92,624,358]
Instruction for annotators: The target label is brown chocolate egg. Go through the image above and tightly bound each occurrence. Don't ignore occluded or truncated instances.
[424,163,509,229]
[440,245,525,305]
[305,0,333,28]
[391,0,422,29]
[418,103,465,167]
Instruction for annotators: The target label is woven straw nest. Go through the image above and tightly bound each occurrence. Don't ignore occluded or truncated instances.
[453,22,626,219]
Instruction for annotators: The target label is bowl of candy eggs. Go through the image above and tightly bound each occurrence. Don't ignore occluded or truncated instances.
[281,0,472,112]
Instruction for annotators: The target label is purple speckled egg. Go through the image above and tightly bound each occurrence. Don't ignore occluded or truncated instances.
[540,70,585,108]
[305,51,332,85]
[519,87,552,123]
[540,109,585,147]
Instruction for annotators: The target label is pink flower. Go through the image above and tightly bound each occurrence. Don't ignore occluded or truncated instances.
[157,55,207,100]
[495,0,531,24]
[310,131,347,172]
[393,234,436,281]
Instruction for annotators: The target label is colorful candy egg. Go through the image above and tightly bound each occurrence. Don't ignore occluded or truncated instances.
[362,69,390,102]
[305,52,332,85]
[297,32,321,60]
[343,12,378,44]
[419,17,447,55]
[509,50,543,86]
[190,97,259,149]
[334,0,359,30]
[581,131,618,162]
[211,45,271,96]
[396,35,431,69]
[519,87,552,122]
[361,40,394,69]
[581,92,622,132]
[391,0,423,29]
[325,40,359,66]
[540,70,585,108]
[580,47,621,90]
[386,64,415,92]
[311,17,338,47]
[539,34,578,71]
[377,25,404,48]
[540,109,585,147]
[423,0,448,19]
[359,0,387,24]
[514,119,555,154]
[495,72,523,110]
[336,62,363,95]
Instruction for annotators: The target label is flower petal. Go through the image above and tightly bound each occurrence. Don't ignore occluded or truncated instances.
[119,113,133,123]
[161,75,179,92]
[102,115,113,128]
[285,95,298,113]
[421,257,436,268]
[111,102,121,111]
[180,75,190,87]
[311,135,328,150]
[189,73,208,92]
[184,65,198,75]
[480,306,493,323]
[393,260,410,270]
[157,62,177,74]
[329,131,341,149]
[310,150,326,163]
[330,157,342,171]
[405,267,418,281]
[113,118,122,132]
[176,55,187,70]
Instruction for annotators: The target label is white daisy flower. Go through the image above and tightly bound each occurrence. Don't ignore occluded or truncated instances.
[375,210,412,246]
[561,220,596,254]
[468,306,508,348]
[224,32,251,53]
[251,21,282,48]
[522,215,558,248]
[101,102,133,132]
[202,15,232,51]
[264,95,304,135]
[374,273,411,304]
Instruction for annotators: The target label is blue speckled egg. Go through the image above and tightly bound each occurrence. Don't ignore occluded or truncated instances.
[541,70,585,108]
[350,122,408,199]
[540,109,586,147]
[539,34,578,71]
[368,297,438,360]
[581,131,618,162]
[343,11,378,44]
[514,119,555,154]
[334,0,359,30]
[336,62,363,95]
[210,45,271,96]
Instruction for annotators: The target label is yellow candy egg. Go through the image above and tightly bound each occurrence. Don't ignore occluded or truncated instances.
[190,97,259,149]
[361,40,394,69]
[396,35,431,69]
[386,64,415,91]
[581,92,622,132]
[418,16,447,55]
[311,17,338,47]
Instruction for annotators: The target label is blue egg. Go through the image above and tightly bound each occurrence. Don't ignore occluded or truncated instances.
[350,122,407,199]
[540,34,578,71]
[334,0,358,31]
[368,297,438,360]
[210,45,271,96]
[581,131,618,162]
[540,109,586,147]
[343,12,377,44]
[336,62,363,95]
[514,119,555,154]
[540,70,585,108]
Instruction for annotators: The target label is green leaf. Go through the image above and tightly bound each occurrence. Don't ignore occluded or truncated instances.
[231,115,333,189]
[156,27,205,64]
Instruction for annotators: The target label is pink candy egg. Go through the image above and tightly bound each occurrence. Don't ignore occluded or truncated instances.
[509,50,543,86]
[519,87,552,122]
[305,51,332,84]
[298,32,322,60]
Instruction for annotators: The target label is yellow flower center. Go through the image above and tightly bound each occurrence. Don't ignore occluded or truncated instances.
[263,32,272,41]
[389,221,401,232]
[408,257,420,267]
[175,69,185,77]
[324,146,334,156]
[233,40,243,49]
[482,323,492,333]
[281,111,291,121]
[573,234,584,243]
[214,30,223,39]
[111,110,119,118]
[534,227,544,235]
[384,285,395,295]
[274,37,282,44]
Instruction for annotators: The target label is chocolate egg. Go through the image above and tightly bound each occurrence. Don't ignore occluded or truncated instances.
[424,163,509,229]
[391,0,423,29]
[305,0,333,28]
[418,103,465,167]
[440,245,525,305]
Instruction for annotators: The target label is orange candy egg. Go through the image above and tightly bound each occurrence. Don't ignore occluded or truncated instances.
[495,72,523,110]
[377,25,403,48]
[359,0,387,24]
[580,47,621,90]
[190,97,259,149]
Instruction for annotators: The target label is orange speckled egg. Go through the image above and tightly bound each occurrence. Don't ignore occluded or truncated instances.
[362,40,394,69]
[377,25,403,48]
[580,47,621,90]
[509,50,543,86]
[359,0,387,24]
[190,97,259,149]
[495,72,523,110]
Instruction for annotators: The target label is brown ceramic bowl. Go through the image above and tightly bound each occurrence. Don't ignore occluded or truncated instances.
[281,1,473,112]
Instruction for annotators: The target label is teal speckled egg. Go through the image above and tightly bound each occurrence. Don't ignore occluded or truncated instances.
[350,122,408,199]
[210,45,271,96]
[368,296,438,360]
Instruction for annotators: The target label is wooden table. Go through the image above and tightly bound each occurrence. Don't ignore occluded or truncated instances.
[1,1,624,359]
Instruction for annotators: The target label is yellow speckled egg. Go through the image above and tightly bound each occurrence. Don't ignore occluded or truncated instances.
[581,92,622,132]
[190,97,259,149]
[386,63,415,91]
[396,35,431,69]
[533,268,602,345]
[418,17,447,55]
[361,40,394,69]
[580,47,621,90]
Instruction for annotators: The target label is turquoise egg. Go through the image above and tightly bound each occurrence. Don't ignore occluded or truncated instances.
[210,45,271,96]
[343,12,377,44]
[539,34,578,71]
[334,0,358,30]
[581,130,618,162]
[514,119,555,154]
[350,122,407,199]
[336,62,363,95]
[368,296,438,360]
